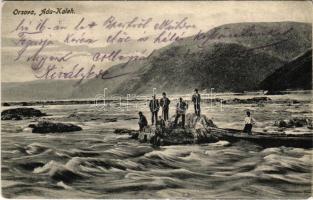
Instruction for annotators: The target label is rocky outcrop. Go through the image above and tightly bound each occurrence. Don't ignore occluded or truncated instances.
[1,113,22,120]
[274,118,312,128]
[142,127,219,146]
[114,113,218,146]
[222,97,271,104]
[29,121,82,133]
[185,114,217,128]
[2,103,10,107]
[1,108,46,120]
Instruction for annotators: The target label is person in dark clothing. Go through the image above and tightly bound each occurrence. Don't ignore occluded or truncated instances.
[192,89,201,116]
[243,111,255,135]
[174,97,188,128]
[160,92,171,121]
[149,95,160,125]
[156,116,166,128]
[138,112,148,131]
[153,116,166,146]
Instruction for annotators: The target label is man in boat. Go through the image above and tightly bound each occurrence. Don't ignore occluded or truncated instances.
[243,111,255,135]
[174,97,188,128]
[160,92,171,121]
[138,111,148,131]
[149,95,160,125]
[192,89,201,116]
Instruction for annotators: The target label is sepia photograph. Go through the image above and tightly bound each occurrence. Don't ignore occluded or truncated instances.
[1,1,312,199]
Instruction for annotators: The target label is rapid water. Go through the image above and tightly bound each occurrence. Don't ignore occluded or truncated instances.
[1,93,312,198]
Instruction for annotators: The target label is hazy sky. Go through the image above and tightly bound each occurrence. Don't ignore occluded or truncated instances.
[2,1,312,82]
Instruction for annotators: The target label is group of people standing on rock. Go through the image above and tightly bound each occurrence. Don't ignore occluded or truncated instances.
[138,89,202,131]
[138,88,257,135]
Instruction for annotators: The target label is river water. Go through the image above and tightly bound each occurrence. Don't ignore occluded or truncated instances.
[1,92,312,198]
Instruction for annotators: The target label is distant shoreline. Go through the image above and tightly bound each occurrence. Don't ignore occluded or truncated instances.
[2,90,311,107]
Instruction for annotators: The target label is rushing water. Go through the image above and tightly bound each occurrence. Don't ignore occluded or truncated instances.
[1,92,312,198]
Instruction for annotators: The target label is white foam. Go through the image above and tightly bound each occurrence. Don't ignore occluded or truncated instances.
[57,181,73,190]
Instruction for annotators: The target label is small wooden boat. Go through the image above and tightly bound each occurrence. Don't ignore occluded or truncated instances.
[208,127,313,148]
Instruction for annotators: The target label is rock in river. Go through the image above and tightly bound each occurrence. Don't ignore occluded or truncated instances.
[114,113,219,146]
[29,121,82,133]
[1,108,46,120]
[274,117,312,128]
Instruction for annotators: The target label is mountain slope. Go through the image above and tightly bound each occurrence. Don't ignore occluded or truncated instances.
[74,21,312,96]
[116,42,284,93]
[259,49,312,91]
[173,21,312,61]
[72,42,285,96]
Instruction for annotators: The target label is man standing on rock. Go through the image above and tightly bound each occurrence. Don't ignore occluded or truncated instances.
[192,89,201,116]
[160,92,171,121]
[138,112,148,131]
[174,97,188,128]
[149,95,160,125]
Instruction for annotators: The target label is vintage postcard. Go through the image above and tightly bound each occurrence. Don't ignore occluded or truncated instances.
[1,1,312,199]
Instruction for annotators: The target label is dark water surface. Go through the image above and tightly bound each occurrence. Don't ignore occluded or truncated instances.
[2,93,312,198]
